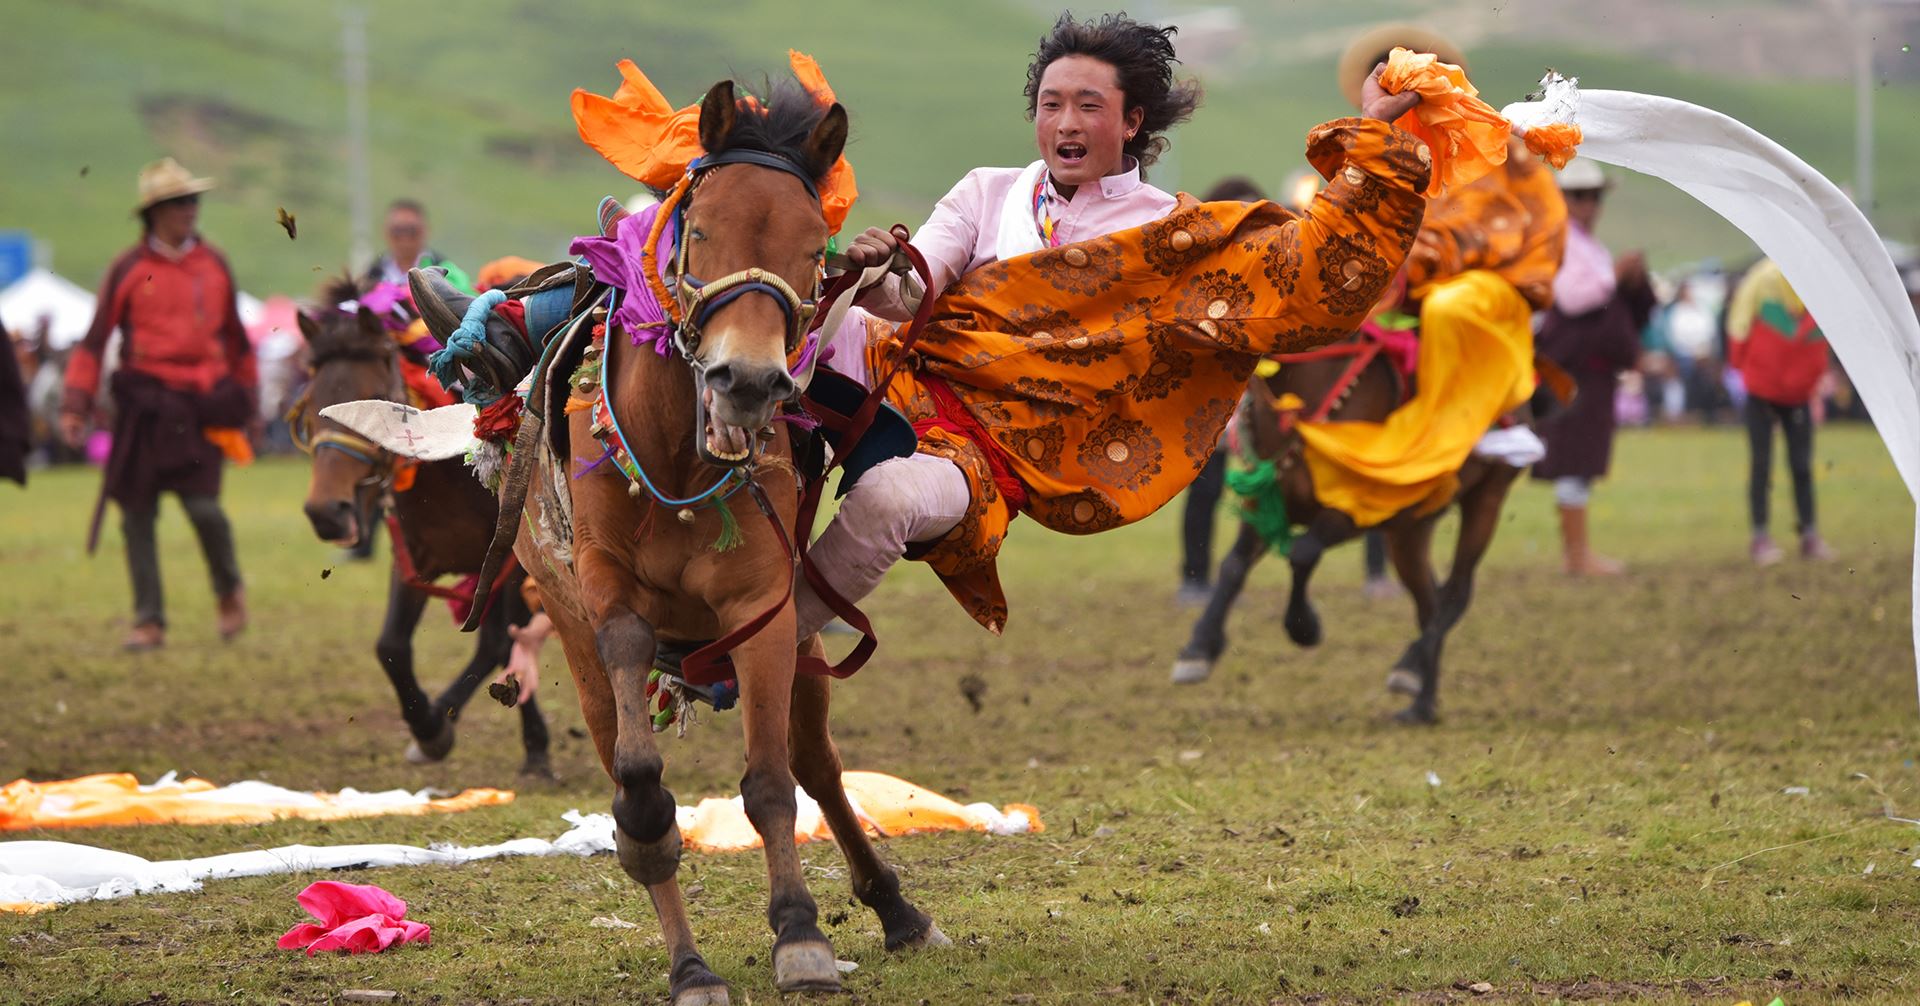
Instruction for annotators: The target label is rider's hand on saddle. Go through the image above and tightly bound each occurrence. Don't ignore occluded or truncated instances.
[1360,63,1422,124]
[59,412,86,450]
[843,226,903,270]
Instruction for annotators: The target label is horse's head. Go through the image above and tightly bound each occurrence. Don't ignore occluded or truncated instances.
[669,78,847,466]
[295,277,400,547]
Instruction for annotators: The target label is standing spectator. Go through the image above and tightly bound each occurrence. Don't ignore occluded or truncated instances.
[60,158,255,650]
[1726,258,1832,564]
[1,324,27,486]
[1530,159,1653,576]
[1665,278,1722,421]
[1177,176,1266,606]
[363,199,472,292]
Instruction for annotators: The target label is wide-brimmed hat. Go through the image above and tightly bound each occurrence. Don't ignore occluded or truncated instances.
[135,157,215,213]
[1555,157,1612,192]
[1337,23,1468,108]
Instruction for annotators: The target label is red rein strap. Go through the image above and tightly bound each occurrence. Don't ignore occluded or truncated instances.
[1270,339,1384,433]
[385,512,520,615]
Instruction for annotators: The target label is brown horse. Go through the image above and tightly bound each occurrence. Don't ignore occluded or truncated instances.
[1171,332,1525,723]
[293,279,550,775]
[426,80,942,1004]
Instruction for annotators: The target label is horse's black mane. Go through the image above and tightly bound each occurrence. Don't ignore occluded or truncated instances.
[307,273,391,366]
[709,77,835,183]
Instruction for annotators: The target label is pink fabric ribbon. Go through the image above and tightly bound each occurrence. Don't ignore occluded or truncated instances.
[277,881,430,956]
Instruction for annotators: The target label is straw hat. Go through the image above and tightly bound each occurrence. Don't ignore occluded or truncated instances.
[1555,157,1611,192]
[134,157,214,213]
[1337,23,1467,108]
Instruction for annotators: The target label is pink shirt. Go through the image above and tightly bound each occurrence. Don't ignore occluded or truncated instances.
[861,160,1178,321]
[1552,220,1616,317]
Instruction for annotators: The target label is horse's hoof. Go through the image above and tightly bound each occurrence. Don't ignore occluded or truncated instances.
[1170,657,1214,685]
[1283,609,1322,648]
[1385,668,1421,696]
[772,938,843,993]
[403,719,455,764]
[671,982,730,1006]
[518,751,555,780]
[615,820,683,886]
[1393,704,1438,726]
[895,922,951,951]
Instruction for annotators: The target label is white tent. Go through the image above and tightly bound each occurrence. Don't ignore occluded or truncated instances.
[0,268,97,350]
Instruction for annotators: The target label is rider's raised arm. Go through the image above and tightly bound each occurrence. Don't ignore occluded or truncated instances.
[1246,117,1432,355]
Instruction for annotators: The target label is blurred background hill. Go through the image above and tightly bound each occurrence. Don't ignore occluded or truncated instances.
[5,0,1917,297]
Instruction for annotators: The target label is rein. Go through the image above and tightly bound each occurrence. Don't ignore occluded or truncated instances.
[1266,337,1387,436]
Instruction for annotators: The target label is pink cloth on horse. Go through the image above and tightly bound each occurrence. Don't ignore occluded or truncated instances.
[277,881,430,956]
[1360,319,1421,379]
[568,201,675,356]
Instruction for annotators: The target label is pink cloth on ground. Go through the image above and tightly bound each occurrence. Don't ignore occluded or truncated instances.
[277,881,430,956]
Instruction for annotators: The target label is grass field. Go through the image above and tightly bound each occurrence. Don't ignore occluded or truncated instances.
[2,423,1917,1005]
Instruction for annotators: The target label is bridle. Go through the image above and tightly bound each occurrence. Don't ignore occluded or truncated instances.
[665,149,826,368]
[289,346,406,495]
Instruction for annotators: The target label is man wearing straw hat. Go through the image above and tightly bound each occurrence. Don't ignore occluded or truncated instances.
[61,157,255,652]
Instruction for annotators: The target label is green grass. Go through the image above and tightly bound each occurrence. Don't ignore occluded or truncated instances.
[7,0,1917,299]
[2,423,1917,1004]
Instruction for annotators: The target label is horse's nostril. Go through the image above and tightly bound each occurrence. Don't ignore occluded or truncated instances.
[704,364,735,394]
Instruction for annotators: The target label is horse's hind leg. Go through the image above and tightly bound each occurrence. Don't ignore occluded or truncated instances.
[790,643,947,951]
[373,565,448,763]
[1284,511,1357,648]
[1173,522,1268,684]
[1384,516,1440,698]
[730,607,839,993]
[591,605,730,1005]
[426,585,513,737]
[1398,465,1520,724]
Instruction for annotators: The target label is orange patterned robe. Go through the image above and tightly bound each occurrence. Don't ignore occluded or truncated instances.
[860,118,1432,630]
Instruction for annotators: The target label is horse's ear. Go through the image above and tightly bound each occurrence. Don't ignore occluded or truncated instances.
[355,305,385,339]
[296,311,322,343]
[699,80,737,154]
[803,102,848,181]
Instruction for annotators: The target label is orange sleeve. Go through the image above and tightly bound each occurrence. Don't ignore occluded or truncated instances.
[61,248,139,418]
[1249,117,1431,354]
[1406,142,1566,311]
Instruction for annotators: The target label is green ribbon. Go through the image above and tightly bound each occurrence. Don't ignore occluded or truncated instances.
[1225,458,1293,556]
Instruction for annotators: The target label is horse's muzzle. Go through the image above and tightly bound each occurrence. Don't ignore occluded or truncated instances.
[304,499,361,547]
[698,362,793,464]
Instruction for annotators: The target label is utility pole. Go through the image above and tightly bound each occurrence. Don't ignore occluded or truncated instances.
[342,5,373,271]
[1853,1,1877,223]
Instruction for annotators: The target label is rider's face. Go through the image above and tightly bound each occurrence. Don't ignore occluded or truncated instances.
[1034,55,1144,193]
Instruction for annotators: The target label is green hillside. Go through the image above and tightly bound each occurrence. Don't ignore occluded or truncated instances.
[6,0,1917,298]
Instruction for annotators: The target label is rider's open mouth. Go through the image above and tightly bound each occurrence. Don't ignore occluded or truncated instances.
[1054,142,1087,166]
[701,388,754,463]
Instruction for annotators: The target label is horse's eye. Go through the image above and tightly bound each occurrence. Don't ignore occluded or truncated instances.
[689,228,708,242]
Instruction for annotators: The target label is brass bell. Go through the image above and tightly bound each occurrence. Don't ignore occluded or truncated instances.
[676,508,697,525]
[627,480,642,499]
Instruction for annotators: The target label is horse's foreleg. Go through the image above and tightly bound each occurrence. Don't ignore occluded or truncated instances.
[1398,465,1520,724]
[790,640,947,951]
[729,603,838,993]
[1384,516,1441,697]
[592,605,726,1004]
[374,565,447,762]
[1284,511,1356,648]
[428,587,512,728]
[1172,522,1268,684]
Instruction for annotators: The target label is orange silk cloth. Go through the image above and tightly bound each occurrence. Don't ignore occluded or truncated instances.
[0,774,513,831]
[572,51,857,234]
[864,118,1432,630]
[1379,47,1512,196]
[1406,137,1569,311]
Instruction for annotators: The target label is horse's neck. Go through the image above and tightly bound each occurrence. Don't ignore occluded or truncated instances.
[610,347,706,490]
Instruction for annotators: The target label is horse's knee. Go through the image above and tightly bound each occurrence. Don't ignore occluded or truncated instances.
[740,765,798,833]
[611,751,674,843]
[593,609,653,673]
[374,634,410,671]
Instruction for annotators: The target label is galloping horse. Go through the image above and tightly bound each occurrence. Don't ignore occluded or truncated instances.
[1171,330,1526,723]
[421,79,943,1004]
[294,278,551,775]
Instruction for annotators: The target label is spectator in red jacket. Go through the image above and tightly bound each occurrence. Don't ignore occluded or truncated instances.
[60,158,255,651]
[1725,257,1831,565]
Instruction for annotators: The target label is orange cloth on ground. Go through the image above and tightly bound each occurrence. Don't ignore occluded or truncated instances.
[572,51,857,234]
[1297,270,1537,526]
[679,771,1043,853]
[1378,47,1512,196]
[861,118,1431,630]
[0,774,513,831]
